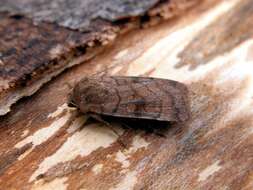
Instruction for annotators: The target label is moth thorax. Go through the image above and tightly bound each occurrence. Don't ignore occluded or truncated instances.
[82,83,110,104]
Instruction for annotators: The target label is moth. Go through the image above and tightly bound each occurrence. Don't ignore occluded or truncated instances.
[69,76,190,123]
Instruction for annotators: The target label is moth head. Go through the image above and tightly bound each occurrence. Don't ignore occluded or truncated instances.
[69,77,110,113]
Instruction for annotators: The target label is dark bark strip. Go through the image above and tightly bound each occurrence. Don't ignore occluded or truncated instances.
[0,13,101,115]
[0,0,160,31]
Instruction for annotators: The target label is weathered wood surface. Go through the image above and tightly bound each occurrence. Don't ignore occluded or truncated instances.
[0,0,198,116]
[1,0,253,189]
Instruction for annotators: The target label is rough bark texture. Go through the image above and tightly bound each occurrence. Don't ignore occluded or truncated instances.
[1,0,253,190]
[0,13,102,115]
[0,0,199,115]
[0,0,198,31]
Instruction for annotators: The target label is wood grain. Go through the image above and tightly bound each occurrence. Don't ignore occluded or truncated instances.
[0,0,253,189]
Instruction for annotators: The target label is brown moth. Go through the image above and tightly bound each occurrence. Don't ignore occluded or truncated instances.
[69,76,190,123]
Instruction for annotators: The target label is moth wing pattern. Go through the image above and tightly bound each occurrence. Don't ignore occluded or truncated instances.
[85,76,190,122]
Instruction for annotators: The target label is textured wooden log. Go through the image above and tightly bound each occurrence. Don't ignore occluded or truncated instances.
[0,0,253,189]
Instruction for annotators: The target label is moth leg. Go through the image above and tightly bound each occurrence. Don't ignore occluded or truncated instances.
[115,120,165,137]
[89,114,127,148]
[89,114,119,135]
[117,121,133,131]
[145,125,166,138]
[153,130,166,138]
[89,113,109,125]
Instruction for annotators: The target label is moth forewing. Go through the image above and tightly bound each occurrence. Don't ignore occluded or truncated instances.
[70,76,190,123]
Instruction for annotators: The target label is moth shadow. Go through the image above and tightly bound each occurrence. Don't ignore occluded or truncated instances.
[93,115,175,138]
